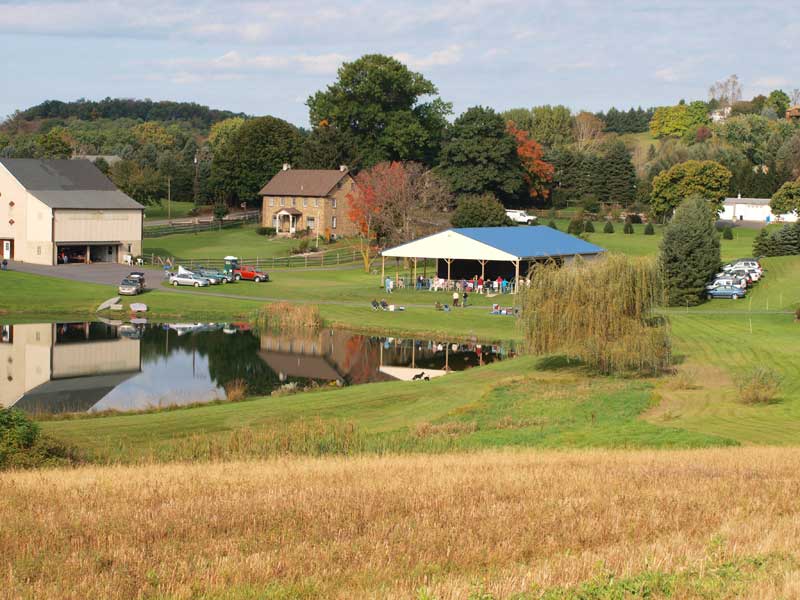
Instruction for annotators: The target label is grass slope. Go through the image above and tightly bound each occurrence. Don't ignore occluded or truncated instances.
[143,199,195,220]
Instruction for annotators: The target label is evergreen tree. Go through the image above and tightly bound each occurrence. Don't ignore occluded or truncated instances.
[623,222,634,234]
[603,221,615,233]
[584,220,595,233]
[660,197,721,306]
[752,228,771,257]
[567,217,585,235]
[603,141,636,206]
[644,223,655,235]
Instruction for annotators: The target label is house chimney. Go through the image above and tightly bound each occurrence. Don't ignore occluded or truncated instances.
[339,165,348,172]
[282,163,291,171]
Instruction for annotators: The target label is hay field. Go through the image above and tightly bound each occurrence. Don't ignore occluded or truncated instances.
[3,448,800,599]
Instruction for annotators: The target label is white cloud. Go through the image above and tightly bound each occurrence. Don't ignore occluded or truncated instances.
[654,66,680,82]
[393,45,463,70]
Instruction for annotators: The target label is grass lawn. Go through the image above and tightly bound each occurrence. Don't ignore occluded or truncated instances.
[143,224,358,260]
[143,200,195,220]
[550,218,761,261]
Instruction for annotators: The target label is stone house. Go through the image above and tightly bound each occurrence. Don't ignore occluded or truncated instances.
[259,165,357,238]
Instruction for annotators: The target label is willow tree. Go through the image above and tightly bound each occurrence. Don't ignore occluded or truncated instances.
[520,254,670,375]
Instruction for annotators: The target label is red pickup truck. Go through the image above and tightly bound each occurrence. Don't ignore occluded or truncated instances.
[234,265,269,282]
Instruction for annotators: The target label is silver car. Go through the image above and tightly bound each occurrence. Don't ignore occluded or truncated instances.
[118,278,141,296]
[169,273,210,287]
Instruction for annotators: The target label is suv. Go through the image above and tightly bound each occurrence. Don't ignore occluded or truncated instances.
[724,260,762,275]
[505,209,537,225]
[234,265,269,282]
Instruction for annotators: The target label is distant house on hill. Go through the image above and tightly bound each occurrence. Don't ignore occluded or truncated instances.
[0,158,143,265]
[710,106,732,123]
[720,195,798,223]
[259,164,357,238]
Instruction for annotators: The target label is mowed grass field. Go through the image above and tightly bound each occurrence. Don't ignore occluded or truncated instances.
[3,449,800,599]
[143,199,195,220]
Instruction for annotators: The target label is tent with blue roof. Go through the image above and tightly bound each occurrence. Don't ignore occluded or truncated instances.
[381,227,605,292]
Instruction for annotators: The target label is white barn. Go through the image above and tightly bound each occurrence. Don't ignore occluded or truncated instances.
[0,159,144,265]
[720,196,798,224]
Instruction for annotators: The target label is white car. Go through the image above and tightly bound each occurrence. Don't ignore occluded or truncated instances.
[505,209,537,225]
[724,260,762,275]
[707,276,746,290]
[169,273,210,287]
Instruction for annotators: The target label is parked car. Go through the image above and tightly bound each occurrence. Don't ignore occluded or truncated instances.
[170,273,211,287]
[706,276,746,290]
[234,264,269,282]
[127,271,146,289]
[118,278,142,296]
[196,266,232,284]
[707,286,746,300]
[505,209,537,225]
[724,260,762,275]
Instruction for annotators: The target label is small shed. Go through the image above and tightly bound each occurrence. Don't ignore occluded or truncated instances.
[381,227,605,292]
[720,197,798,223]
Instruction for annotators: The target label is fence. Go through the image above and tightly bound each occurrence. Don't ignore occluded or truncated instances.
[145,247,363,271]
[143,213,260,238]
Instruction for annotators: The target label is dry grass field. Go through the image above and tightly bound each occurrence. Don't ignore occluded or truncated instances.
[3,448,800,599]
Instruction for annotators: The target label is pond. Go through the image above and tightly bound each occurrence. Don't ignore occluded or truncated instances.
[0,322,516,415]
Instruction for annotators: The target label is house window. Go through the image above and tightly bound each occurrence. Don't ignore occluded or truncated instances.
[37,246,41,256]
[269,198,275,207]
[303,198,308,208]
[280,198,285,207]
[291,198,296,207]
[307,216,316,230]
[314,198,319,208]
[331,197,337,209]
[332,216,337,229]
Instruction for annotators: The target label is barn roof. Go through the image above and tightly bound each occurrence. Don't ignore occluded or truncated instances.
[382,227,605,261]
[0,158,143,210]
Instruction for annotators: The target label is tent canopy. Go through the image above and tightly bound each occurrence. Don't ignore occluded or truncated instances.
[381,227,605,261]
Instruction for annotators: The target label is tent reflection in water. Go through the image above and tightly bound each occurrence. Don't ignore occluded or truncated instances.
[380,227,605,292]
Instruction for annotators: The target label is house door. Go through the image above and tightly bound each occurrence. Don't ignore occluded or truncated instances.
[2,240,12,260]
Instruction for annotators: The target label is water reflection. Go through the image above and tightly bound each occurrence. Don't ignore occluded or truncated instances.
[0,322,515,415]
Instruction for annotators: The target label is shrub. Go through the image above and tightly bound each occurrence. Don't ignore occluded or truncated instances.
[584,221,596,233]
[722,226,733,240]
[291,238,311,254]
[644,223,655,235]
[255,302,321,333]
[548,220,558,230]
[0,408,77,469]
[520,254,670,375]
[603,221,615,234]
[451,194,510,228]
[213,203,229,220]
[567,217,584,235]
[735,366,782,404]
[256,226,276,237]
[623,222,634,234]
[224,379,248,402]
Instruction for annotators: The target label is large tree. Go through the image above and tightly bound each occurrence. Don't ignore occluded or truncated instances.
[439,106,523,203]
[297,124,361,170]
[602,140,637,206]
[210,116,302,203]
[306,54,451,167]
[660,197,721,306]
[451,193,510,228]
[506,122,554,201]
[771,180,800,216]
[650,160,732,217]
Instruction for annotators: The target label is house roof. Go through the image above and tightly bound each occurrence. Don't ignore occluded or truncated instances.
[0,158,144,210]
[276,207,303,216]
[723,197,771,206]
[259,169,349,197]
[382,227,605,261]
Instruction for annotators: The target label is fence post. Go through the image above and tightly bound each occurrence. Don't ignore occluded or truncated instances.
[337,252,340,265]
[305,254,308,268]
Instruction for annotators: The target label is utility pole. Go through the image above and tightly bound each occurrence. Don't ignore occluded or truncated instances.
[193,154,200,209]
[167,176,172,220]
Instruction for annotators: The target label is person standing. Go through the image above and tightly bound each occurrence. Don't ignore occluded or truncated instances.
[453,290,459,307]
[463,290,468,307]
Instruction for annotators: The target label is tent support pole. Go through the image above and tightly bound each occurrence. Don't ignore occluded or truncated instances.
[381,255,385,287]
[395,257,399,286]
[413,258,418,286]
[514,260,520,294]
[479,259,486,280]
[446,258,452,283]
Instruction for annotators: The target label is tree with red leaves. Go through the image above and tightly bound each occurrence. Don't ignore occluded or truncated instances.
[346,170,382,272]
[506,122,554,200]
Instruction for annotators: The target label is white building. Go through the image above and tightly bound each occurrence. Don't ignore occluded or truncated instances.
[0,158,144,265]
[720,196,798,224]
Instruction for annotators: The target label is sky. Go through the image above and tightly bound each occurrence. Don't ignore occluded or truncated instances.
[1,0,798,127]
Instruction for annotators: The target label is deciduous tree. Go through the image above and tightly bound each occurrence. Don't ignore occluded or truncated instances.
[506,122,554,200]
[451,193,510,228]
[572,111,605,150]
[650,160,732,217]
[771,180,800,216]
